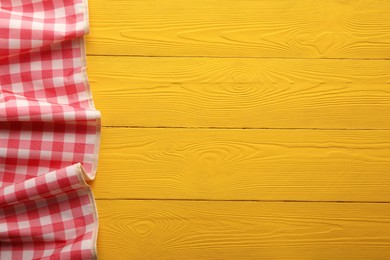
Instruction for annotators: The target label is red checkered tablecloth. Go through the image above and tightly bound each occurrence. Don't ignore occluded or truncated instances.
[0,0,100,259]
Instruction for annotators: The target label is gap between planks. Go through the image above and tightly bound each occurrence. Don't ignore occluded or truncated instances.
[94,198,390,204]
[102,126,390,131]
[86,53,390,61]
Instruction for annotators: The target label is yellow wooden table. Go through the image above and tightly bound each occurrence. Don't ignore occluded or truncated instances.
[86,1,390,259]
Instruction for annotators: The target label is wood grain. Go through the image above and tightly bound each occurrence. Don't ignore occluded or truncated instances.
[96,200,390,259]
[87,0,390,258]
[87,56,390,129]
[87,0,390,58]
[91,128,390,201]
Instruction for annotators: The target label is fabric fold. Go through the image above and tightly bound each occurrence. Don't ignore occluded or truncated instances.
[0,164,98,259]
[0,89,100,122]
[0,0,100,259]
[0,0,88,59]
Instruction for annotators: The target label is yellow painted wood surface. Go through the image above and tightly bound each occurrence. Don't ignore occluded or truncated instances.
[88,56,390,129]
[92,128,390,201]
[97,200,390,259]
[87,0,390,258]
[87,0,390,58]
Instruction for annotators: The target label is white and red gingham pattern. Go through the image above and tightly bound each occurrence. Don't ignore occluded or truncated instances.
[0,0,87,60]
[0,0,100,259]
[0,164,97,259]
[0,0,92,108]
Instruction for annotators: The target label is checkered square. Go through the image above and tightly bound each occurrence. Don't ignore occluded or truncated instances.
[0,0,100,259]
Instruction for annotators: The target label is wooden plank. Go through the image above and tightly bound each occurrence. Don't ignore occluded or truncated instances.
[87,56,390,129]
[91,128,390,201]
[96,200,390,259]
[87,0,390,58]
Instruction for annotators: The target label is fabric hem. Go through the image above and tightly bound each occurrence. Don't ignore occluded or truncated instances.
[79,0,100,258]
[79,0,101,180]
[76,163,99,260]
